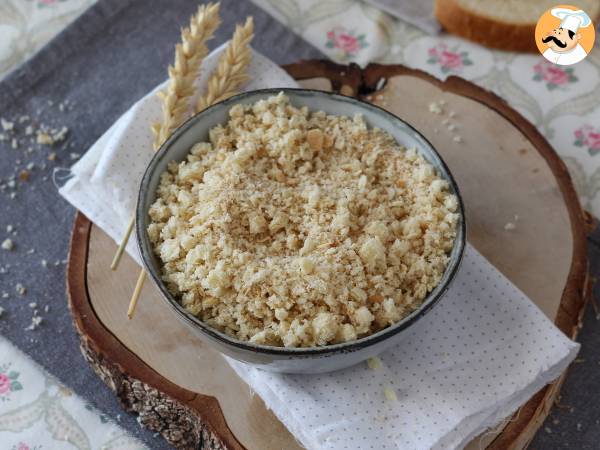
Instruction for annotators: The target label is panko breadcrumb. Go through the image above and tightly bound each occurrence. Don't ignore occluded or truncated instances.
[148,93,458,347]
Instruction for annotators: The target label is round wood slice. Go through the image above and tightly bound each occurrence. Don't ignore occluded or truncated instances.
[67,60,591,450]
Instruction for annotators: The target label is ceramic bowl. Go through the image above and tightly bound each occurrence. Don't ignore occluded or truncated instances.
[137,88,466,374]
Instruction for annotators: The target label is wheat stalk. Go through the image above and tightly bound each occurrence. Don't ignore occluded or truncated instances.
[196,16,254,112]
[111,2,220,273]
[153,2,222,148]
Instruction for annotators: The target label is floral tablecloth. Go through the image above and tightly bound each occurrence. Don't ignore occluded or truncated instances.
[0,337,145,450]
[0,0,599,448]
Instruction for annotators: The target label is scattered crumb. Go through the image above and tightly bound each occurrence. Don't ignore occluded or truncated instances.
[1,239,14,251]
[11,138,18,149]
[48,152,56,161]
[452,135,462,143]
[6,225,13,233]
[375,77,386,91]
[545,427,552,434]
[41,259,48,268]
[504,222,516,231]
[52,126,69,143]
[18,170,30,182]
[367,357,382,370]
[25,316,43,331]
[1,118,14,131]
[28,302,37,309]
[383,387,397,401]
[428,101,443,114]
[70,152,80,160]
[15,283,26,296]
[553,419,560,425]
[1,292,8,299]
[26,248,35,255]
[37,132,54,145]
[44,305,49,313]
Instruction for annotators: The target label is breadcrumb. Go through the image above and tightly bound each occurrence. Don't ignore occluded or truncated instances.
[148,94,458,347]
[428,102,443,114]
[1,239,14,251]
[383,387,397,401]
[25,316,42,331]
[15,283,26,296]
[367,356,382,370]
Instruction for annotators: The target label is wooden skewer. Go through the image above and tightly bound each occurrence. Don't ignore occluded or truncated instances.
[111,215,135,270]
[127,270,147,319]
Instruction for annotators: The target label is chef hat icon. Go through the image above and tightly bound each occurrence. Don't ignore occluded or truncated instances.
[551,8,592,33]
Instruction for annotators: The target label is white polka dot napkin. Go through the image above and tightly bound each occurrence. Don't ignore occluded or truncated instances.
[228,245,579,449]
[59,46,579,450]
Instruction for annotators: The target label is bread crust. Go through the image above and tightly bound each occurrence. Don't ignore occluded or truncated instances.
[435,0,541,52]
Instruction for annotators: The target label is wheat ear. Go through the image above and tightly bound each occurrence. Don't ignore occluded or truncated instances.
[196,16,254,112]
[153,2,222,148]
[111,2,222,273]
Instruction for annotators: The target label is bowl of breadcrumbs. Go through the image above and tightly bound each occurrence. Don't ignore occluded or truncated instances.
[137,89,465,373]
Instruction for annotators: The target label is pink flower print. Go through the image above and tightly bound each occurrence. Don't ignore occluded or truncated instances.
[11,443,41,450]
[0,366,23,399]
[325,27,368,60]
[427,43,472,73]
[0,373,10,395]
[574,125,600,156]
[533,61,577,90]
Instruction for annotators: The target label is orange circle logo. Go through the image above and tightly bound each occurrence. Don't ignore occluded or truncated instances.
[535,5,595,65]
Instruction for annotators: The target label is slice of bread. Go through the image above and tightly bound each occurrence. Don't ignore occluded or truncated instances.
[435,0,600,52]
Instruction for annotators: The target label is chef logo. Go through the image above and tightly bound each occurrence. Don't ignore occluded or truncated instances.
[535,5,595,65]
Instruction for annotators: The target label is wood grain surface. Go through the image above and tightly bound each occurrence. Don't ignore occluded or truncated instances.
[67,60,590,450]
